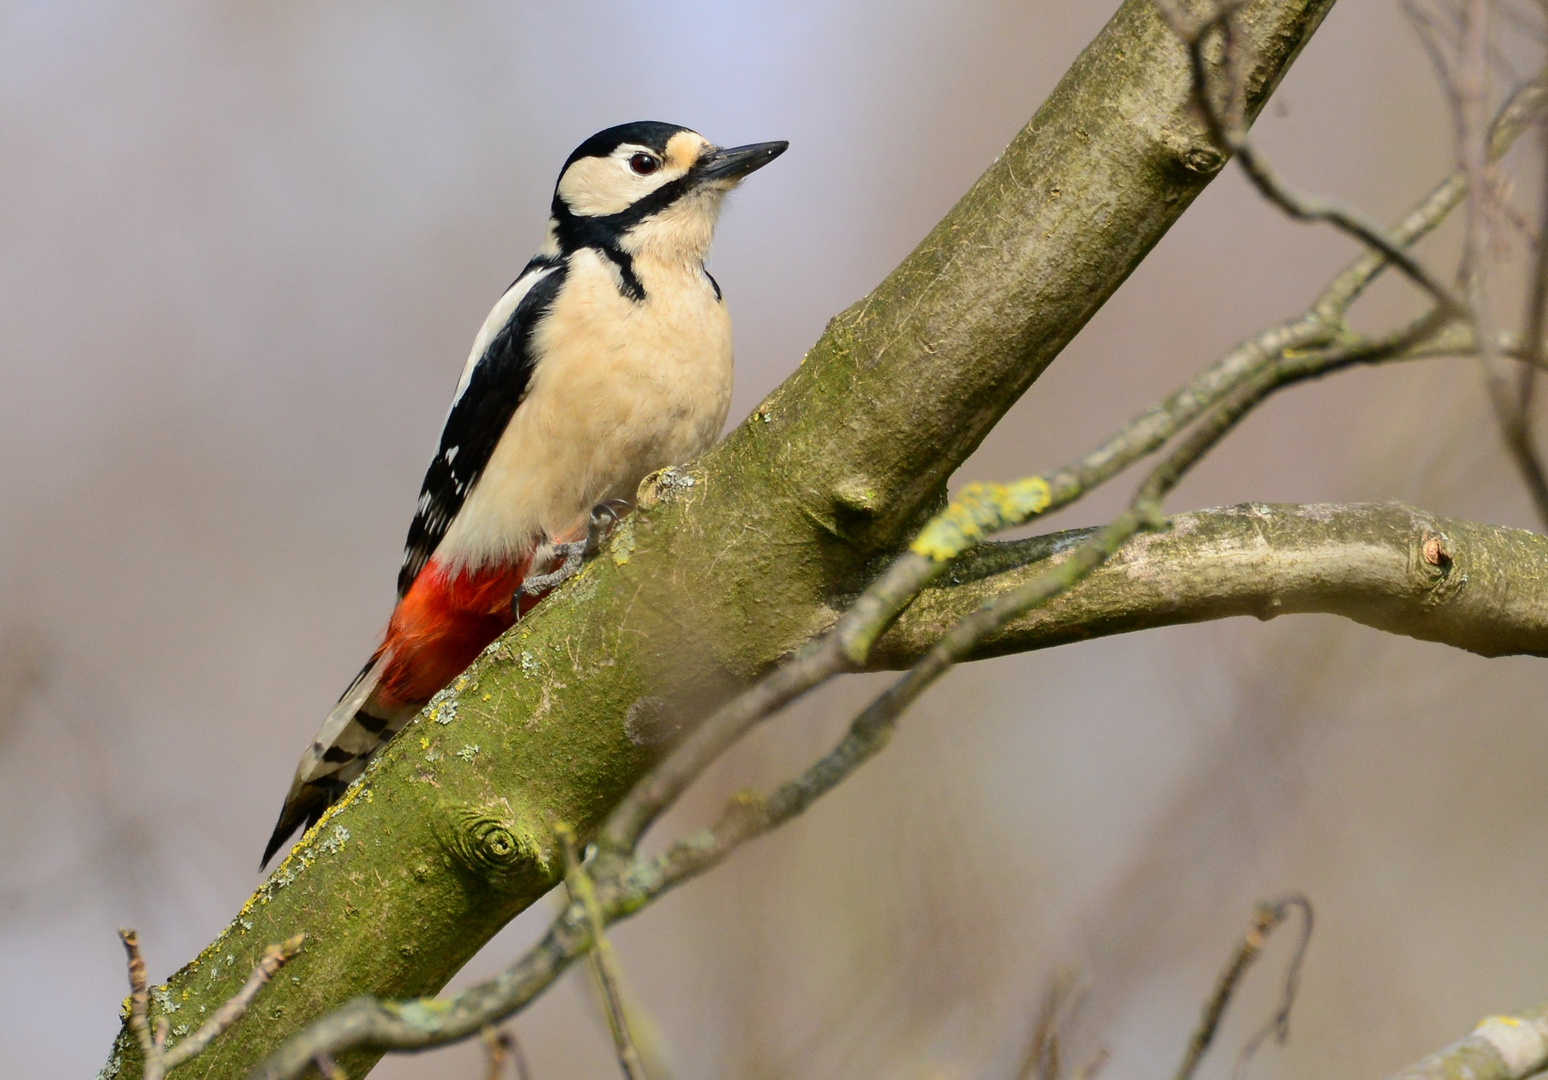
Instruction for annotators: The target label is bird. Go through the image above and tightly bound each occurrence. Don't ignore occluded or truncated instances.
[261,122,788,868]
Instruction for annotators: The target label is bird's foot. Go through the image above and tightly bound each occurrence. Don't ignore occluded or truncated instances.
[513,500,630,615]
[517,540,587,605]
[582,498,630,555]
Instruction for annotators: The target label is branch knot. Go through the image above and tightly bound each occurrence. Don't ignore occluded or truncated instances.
[433,806,546,887]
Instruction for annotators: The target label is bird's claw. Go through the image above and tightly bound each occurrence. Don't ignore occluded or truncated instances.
[513,500,631,617]
[585,498,630,554]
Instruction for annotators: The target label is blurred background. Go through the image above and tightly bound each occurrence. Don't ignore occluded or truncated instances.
[3,1,1547,1078]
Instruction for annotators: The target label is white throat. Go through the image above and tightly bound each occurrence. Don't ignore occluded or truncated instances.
[619,186,727,266]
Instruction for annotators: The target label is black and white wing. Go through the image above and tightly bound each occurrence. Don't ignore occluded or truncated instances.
[397,257,567,597]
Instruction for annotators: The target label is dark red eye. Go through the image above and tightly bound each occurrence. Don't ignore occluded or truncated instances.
[629,153,660,175]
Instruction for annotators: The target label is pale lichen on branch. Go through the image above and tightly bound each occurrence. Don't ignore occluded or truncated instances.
[1385,1005,1548,1080]
[115,928,303,1080]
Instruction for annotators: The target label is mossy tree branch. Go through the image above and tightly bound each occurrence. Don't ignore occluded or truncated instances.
[877,502,1548,665]
[102,2,1339,1077]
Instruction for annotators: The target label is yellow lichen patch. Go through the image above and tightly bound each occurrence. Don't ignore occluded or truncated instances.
[610,525,636,565]
[235,889,264,924]
[1473,1015,1548,1074]
[188,928,239,978]
[247,776,374,893]
[315,772,371,828]
[910,476,1052,561]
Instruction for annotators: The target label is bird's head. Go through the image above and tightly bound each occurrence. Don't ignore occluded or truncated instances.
[548,121,787,265]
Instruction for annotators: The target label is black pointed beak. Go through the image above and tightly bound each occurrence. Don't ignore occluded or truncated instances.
[696,140,789,182]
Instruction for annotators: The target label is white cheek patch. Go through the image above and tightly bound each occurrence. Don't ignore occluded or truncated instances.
[557,143,690,217]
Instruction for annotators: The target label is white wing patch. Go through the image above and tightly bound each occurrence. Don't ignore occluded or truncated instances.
[451,266,556,409]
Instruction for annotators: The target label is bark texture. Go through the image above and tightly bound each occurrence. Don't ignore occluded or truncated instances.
[878,502,1548,665]
[1385,1003,1548,1080]
[102,2,1337,1076]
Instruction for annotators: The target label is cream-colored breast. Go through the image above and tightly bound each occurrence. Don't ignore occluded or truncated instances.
[436,247,733,570]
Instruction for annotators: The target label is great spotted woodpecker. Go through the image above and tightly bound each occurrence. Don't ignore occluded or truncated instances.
[262,122,787,867]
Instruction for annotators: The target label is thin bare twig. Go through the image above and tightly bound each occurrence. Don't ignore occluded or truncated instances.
[119,929,154,1065]
[1156,0,1469,315]
[1015,973,1083,1080]
[559,824,647,1080]
[1402,0,1532,111]
[1316,77,1546,319]
[483,1027,533,1080]
[1171,896,1313,1080]
[163,935,306,1069]
[1233,897,1313,1080]
[119,928,303,1080]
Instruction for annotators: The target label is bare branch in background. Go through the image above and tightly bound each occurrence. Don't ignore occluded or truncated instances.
[1183,0,1548,525]
[1232,897,1313,1080]
[1170,897,1312,1080]
[1405,0,1548,523]
[482,1028,533,1080]
[1155,0,1468,314]
[1462,2,1548,526]
[1013,973,1107,1080]
[119,928,155,1067]
[559,824,646,1080]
